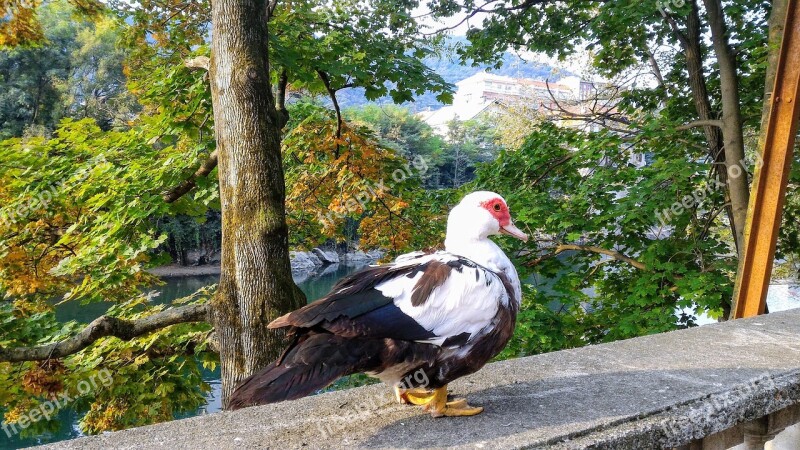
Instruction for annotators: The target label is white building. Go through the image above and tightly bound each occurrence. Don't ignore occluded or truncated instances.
[418,71,647,169]
[418,71,596,136]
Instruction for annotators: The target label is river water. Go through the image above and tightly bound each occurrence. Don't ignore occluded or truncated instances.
[4,264,367,449]
[5,265,800,448]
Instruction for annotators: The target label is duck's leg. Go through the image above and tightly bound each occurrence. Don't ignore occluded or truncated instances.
[394,385,437,405]
[394,385,405,404]
[424,386,484,417]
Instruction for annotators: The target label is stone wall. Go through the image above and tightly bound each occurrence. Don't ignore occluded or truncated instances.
[39,310,800,449]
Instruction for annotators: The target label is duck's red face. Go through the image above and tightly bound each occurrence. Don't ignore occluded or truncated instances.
[480,197,528,242]
[480,197,511,227]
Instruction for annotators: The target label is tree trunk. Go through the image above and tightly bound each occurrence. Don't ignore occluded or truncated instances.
[684,1,734,319]
[31,76,44,126]
[758,0,788,149]
[208,0,306,408]
[663,1,738,257]
[702,0,751,258]
[683,0,736,255]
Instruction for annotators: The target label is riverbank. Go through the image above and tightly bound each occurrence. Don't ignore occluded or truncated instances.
[148,248,385,279]
[148,264,222,277]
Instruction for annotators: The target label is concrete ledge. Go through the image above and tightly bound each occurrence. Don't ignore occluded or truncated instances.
[40,310,800,449]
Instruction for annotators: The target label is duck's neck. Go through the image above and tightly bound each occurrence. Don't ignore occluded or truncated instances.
[445,235,522,304]
[444,235,506,271]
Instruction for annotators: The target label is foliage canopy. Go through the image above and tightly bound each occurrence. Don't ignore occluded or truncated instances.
[0,0,795,443]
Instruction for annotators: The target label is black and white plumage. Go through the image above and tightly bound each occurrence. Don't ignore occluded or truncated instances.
[228,191,528,417]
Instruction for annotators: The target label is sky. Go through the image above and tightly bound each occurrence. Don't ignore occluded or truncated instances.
[413,2,598,81]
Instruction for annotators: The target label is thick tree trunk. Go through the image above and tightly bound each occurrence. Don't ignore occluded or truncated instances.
[208,0,306,408]
[702,0,751,258]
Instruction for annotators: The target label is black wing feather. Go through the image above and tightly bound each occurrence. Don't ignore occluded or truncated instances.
[268,255,484,343]
[269,262,428,329]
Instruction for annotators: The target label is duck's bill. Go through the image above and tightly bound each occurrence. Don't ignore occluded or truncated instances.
[500,223,528,242]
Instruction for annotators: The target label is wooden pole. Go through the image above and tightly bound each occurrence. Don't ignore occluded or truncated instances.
[731,0,800,319]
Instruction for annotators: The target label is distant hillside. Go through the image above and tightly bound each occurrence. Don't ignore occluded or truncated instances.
[337,38,573,111]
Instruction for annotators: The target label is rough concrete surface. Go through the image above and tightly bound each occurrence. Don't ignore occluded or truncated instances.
[36,310,800,449]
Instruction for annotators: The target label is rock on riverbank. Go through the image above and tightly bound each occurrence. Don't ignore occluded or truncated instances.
[290,248,384,272]
[312,248,339,264]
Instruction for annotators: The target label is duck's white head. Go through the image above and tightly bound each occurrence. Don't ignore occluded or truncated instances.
[445,191,528,244]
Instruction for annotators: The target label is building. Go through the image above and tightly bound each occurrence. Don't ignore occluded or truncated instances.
[418,71,646,169]
[417,71,597,136]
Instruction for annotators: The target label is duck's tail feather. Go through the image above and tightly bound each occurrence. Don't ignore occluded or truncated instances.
[226,333,382,410]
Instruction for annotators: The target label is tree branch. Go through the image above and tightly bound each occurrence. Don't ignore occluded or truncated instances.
[660,8,690,50]
[424,0,560,35]
[676,119,723,130]
[162,150,218,203]
[266,0,279,19]
[530,154,573,187]
[527,243,648,270]
[541,80,630,130]
[647,51,665,89]
[275,68,289,130]
[0,304,209,363]
[316,70,343,140]
[557,244,648,270]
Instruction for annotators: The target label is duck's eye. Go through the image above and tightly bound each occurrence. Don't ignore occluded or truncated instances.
[493,203,501,211]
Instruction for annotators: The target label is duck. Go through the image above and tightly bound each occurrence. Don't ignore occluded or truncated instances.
[228,191,527,417]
